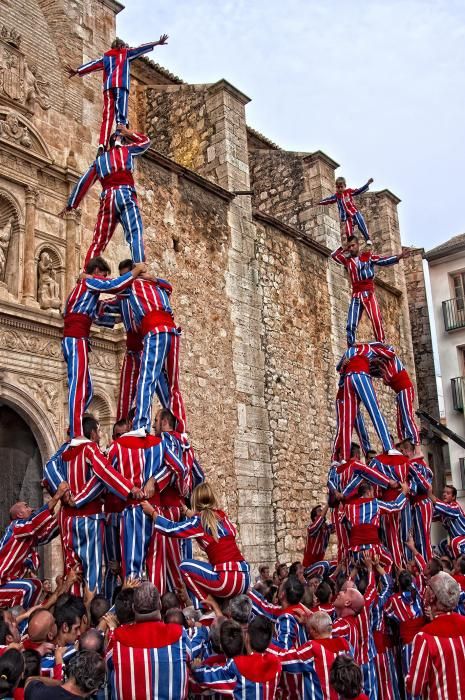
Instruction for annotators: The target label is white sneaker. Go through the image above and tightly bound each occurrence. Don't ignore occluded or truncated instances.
[387,449,403,456]
[366,239,373,246]
[97,144,105,155]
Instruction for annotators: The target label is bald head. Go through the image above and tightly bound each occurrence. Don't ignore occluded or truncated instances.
[79,628,104,655]
[10,502,32,521]
[334,587,365,617]
[308,611,332,639]
[28,610,56,643]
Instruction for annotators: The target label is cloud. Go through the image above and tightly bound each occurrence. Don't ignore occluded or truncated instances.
[118,0,465,248]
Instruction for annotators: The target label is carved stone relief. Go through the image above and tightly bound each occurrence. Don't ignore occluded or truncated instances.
[37,250,61,310]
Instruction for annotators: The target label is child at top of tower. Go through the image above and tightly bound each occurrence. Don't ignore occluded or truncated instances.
[68,34,168,153]
[318,176,374,245]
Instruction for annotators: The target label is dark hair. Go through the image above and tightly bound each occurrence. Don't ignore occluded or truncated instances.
[248,615,272,653]
[220,620,244,658]
[310,506,321,522]
[347,235,358,244]
[115,589,136,625]
[277,564,288,576]
[79,628,105,655]
[315,581,332,605]
[112,419,128,439]
[398,570,413,592]
[158,408,176,430]
[90,595,110,627]
[259,565,269,574]
[0,620,13,646]
[283,576,304,605]
[67,650,106,694]
[0,649,24,698]
[350,442,360,457]
[264,584,278,604]
[358,481,372,497]
[458,557,465,575]
[440,557,453,572]
[19,649,40,685]
[163,608,186,627]
[82,415,99,440]
[118,259,134,273]
[85,256,111,275]
[330,654,363,699]
[289,562,302,577]
[445,484,458,499]
[111,38,128,49]
[161,591,180,615]
[428,558,444,576]
[54,602,81,631]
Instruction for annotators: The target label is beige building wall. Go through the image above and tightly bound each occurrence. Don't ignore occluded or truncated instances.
[0,0,418,574]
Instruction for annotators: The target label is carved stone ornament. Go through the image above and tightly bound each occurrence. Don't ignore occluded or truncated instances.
[37,251,61,310]
[0,215,13,282]
[17,375,58,419]
[0,328,62,359]
[0,27,50,112]
[0,111,31,147]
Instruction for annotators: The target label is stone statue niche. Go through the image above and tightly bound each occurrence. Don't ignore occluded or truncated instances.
[0,197,18,296]
[37,248,61,310]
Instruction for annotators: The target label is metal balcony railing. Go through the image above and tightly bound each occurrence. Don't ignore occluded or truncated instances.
[451,376,465,411]
[443,298,465,331]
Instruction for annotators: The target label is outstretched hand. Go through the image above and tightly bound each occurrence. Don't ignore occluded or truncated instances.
[66,65,77,78]
[157,33,169,45]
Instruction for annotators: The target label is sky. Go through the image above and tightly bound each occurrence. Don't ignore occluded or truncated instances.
[117,0,465,250]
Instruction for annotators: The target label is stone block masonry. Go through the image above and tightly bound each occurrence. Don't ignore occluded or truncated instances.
[0,0,421,573]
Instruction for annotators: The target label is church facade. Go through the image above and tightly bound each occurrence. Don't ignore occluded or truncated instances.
[0,0,417,573]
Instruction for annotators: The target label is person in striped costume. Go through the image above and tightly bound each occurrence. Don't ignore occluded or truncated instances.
[318,177,374,244]
[372,353,420,446]
[142,482,250,613]
[429,484,465,558]
[68,35,168,150]
[331,237,409,346]
[60,127,151,266]
[191,616,282,699]
[106,581,192,700]
[401,440,434,561]
[61,256,145,439]
[406,572,465,700]
[58,415,143,594]
[0,485,66,609]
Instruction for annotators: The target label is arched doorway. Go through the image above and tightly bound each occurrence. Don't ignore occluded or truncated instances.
[0,402,49,577]
[0,403,43,530]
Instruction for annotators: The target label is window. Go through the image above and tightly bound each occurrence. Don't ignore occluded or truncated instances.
[452,271,465,310]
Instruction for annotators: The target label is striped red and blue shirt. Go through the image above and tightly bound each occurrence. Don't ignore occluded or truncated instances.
[319,182,371,220]
[433,499,465,538]
[0,505,56,583]
[331,248,400,296]
[67,134,151,209]
[63,272,134,323]
[337,342,396,376]
[77,43,161,91]
[192,652,282,699]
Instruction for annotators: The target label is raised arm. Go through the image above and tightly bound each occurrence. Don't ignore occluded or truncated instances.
[248,588,282,620]
[73,56,104,77]
[86,444,133,499]
[371,251,406,267]
[351,178,373,197]
[43,446,68,494]
[127,34,168,61]
[117,126,151,156]
[331,246,349,266]
[85,263,145,294]
[432,497,463,519]
[377,489,407,514]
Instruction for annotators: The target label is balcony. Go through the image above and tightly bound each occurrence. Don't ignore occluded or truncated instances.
[451,376,465,411]
[443,298,465,331]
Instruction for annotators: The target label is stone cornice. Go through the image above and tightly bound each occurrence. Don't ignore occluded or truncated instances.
[253,209,331,258]
[374,189,401,205]
[143,147,235,202]
[99,0,124,14]
[208,79,251,106]
[0,301,126,350]
[0,139,80,185]
[303,150,340,171]
[375,277,402,298]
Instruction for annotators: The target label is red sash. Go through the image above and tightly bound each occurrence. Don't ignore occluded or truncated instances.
[105,492,160,514]
[352,280,374,294]
[399,616,425,645]
[373,631,394,653]
[63,313,92,338]
[62,501,103,517]
[345,356,370,374]
[140,310,176,337]
[206,535,244,565]
[410,493,429,505]
[349,524,380,546]
[390,369,413,393]
[100,171,135,190]
[126,331,143,352]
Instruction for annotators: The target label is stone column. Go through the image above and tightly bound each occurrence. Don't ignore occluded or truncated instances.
[22,187,38,305]
[64,209,79,294]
